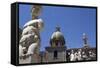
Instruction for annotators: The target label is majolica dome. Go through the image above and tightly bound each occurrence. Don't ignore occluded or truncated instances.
[50,26,65,47]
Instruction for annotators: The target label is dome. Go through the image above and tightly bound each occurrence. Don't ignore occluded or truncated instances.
[50,26,65,47]
[51,31,63,40]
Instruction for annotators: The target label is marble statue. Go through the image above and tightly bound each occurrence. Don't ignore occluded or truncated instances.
[83,33,88,45]
[19,5,44,64]
[70,50,75,61]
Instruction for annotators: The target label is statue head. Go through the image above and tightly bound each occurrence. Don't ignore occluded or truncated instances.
[31,5,42,19]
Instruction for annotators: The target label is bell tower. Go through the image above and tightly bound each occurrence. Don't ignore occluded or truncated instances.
[45,26,66,62]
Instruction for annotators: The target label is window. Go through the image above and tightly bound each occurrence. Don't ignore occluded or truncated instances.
[54,51,58,59]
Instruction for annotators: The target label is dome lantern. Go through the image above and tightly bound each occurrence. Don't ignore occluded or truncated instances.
[55,26,60,32]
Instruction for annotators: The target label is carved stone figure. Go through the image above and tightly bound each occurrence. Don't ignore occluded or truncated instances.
[19,5,44,64]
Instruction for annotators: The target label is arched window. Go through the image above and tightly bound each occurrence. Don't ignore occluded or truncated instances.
[54,50,58,59]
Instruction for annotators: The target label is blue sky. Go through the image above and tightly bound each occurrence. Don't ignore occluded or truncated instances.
[19,4,96,51]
